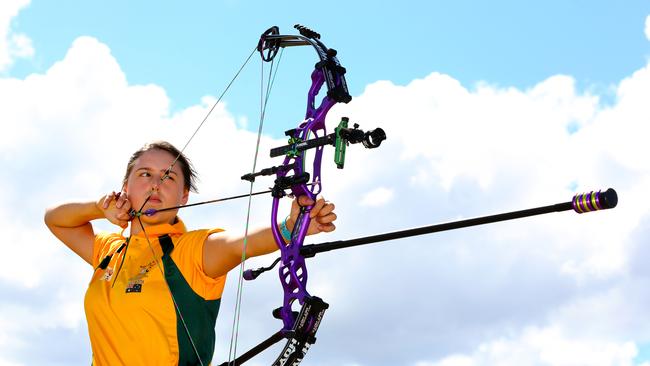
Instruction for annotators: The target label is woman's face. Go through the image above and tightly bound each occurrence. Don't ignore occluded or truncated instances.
[123,149,188,225]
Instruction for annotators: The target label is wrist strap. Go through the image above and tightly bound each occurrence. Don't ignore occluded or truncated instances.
[279,216,292,242]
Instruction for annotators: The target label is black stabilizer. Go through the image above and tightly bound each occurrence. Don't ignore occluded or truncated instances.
[600,188,618,209]
[217,331,286,366]
[300,188,619,258]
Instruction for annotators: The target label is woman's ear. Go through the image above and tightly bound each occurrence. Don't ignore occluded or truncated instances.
[181,189,189,205]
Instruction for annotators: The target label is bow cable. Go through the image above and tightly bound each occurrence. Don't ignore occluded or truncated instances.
[134,46,258,216]
[226,47,285,365]
[164,48,258,183]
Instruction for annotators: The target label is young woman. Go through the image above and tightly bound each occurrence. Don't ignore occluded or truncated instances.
[44,141,336,366]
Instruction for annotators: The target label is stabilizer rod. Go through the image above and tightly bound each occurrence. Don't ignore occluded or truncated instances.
[300,188,617,258]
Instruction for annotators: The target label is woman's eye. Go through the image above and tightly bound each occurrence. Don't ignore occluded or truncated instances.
[139,172,151,177]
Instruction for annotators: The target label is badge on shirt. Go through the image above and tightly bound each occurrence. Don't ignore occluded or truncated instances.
[125,261,155,294]
[101,267,114,281]
[126,280,143,293]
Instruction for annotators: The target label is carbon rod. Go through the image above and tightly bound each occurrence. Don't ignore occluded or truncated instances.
[217,331,285,366]
[300,188,617,258]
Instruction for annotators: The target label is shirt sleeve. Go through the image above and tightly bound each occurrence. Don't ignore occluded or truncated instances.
[171,229,227,301]
[92,232,118,268]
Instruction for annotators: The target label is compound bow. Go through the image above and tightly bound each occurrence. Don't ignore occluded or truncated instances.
[222,24,386,365]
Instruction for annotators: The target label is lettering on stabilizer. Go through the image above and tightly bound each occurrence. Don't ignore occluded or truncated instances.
[293,343,310,365]
[311,310,325,334]
[277,339,310,366]
[278,339,298,366]
[297,304,311,329]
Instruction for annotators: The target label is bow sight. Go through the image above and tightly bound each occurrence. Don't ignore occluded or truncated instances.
[241,117,386,185]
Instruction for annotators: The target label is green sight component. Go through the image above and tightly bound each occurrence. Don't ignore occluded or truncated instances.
[334,117,349,169]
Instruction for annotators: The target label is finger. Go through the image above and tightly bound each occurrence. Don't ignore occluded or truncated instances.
[297,195,315,207]
[318,223,336,233]
[102,192,115,209]
[312,200,335,219]
[115,192,122,209]
[120,198,132,212]
[102,195,109,209]
[309,198,327,218]
[315,212,337,224]
[116,191,128,209]
[315,202,335,217]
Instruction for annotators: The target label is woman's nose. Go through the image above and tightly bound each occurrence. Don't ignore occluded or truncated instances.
[151,179,160,191]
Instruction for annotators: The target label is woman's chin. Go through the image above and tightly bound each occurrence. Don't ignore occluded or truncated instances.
[137,212,173,226]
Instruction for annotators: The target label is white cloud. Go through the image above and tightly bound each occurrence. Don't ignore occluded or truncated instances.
[645,15,650,41]
[322,55,650,365]
[359,186,394,207]
[422,326,643,366]
[0,0,33,72]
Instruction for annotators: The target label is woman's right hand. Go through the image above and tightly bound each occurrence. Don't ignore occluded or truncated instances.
[98,191,132,228]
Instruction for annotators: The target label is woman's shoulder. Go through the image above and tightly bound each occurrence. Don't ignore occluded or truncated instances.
[95,231,127,249]
[174,228,225,249]
[179,228,224,240]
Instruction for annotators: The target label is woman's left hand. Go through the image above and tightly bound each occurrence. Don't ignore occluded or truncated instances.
[289,196,337,235]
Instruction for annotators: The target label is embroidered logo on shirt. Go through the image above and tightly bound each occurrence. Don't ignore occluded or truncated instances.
[126,280,143,293]
[125,261,156,294]
[101,267,114,281]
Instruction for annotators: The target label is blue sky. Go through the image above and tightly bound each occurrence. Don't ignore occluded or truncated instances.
[11,1,650,119]
[3,1,650,365]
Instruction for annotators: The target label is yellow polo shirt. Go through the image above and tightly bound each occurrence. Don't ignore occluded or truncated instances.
[84,219,226,365]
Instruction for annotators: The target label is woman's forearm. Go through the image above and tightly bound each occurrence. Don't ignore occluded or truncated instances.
[242,220,292,258]
[44,201,103,229]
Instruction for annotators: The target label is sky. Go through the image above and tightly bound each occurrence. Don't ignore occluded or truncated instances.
[1,1,650,365]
